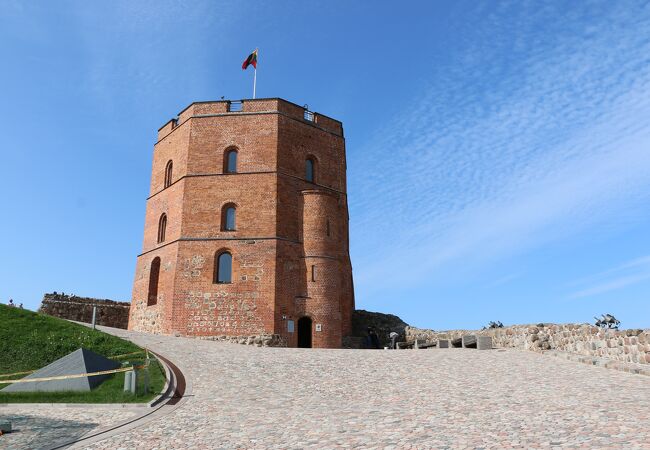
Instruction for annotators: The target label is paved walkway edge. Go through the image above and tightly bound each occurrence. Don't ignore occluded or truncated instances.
[544,349,650,377]
[0,403,150,410]
[147,352,173,408]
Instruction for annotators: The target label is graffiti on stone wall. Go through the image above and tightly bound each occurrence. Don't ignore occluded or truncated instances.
[240,259,264,282]
[182,255,205,279]
[185,290,264,334]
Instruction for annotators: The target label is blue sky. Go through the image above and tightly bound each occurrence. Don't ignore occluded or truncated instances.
[2,1,650,329]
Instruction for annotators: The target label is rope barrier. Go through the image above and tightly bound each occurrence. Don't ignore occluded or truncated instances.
[0,364,148,385]
[0,348,150,379]
[0,370,35,378]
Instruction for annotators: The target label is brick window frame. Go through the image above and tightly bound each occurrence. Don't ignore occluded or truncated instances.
[147,257,161,306]
[224,147,238,174]
[221,203,237,231]
[164,160,173,188]
[305,156,316,183]
[214,250,233,284]
[157,213,167,243]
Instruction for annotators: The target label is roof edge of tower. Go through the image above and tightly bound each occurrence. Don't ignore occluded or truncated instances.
[157,98,343,141]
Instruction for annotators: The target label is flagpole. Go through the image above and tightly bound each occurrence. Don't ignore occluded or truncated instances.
[253,48,258,99]
[253,67,257,99]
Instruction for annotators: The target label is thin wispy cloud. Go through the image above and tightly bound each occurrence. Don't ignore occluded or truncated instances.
[565,255,650,288]
[566,254,650,299]
[66,2,247,110]
[485,273,522,289]
[568,272,650,300]
[349,3,650,294]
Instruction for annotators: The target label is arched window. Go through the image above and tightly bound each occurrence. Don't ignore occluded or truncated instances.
[214,251,232,283]
[221,204,236,231]
[305,157,315,182]
[326,219,331,237]
[157,214,167,243]
[225,149,238,173]
[164,160,173,188]
[148,257,161,306]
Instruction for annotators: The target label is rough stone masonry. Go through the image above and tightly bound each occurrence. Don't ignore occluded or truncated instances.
[39,293,130,329]
[405,323,650,365]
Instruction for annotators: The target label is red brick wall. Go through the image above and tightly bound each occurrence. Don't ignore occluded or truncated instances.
[129,98,354,348]
[171,240,275,336]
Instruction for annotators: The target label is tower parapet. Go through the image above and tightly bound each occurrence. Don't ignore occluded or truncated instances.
[157,98,343,142]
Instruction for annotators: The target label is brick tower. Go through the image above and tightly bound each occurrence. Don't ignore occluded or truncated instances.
[128,98,354,348]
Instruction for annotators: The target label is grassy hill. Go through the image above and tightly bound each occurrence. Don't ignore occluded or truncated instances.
[0,304,165,403]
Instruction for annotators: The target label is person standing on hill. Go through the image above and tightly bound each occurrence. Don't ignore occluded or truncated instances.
[370,327,381,349]
[389,331,399,349]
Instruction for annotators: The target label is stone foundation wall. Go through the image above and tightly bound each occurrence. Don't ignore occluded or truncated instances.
[197,334,287,347]
[405,324,650,365]
[39,293,130,329]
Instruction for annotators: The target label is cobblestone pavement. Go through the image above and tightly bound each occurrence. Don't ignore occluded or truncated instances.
[86,327,650,449]
[0,406,139,450]
[4,326,650,449]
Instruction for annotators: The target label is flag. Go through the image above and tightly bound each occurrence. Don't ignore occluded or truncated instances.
[242,49,258,70]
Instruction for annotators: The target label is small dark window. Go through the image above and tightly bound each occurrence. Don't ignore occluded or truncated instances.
[157,214,167,243]
[148,257,161,306]
[164,160,173,188]
[306,158,315,182]
[326,219,330,237]
[228,101,242,112]
[225,149,238,173]
[221,204,236,231]
[311,265,316,282]
[215,251,232,283]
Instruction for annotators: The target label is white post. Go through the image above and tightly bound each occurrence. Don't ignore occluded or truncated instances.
[124,371,132,392]
[144,367,149,395]
[92,306,97,330]
[253,67,257,99]
[130,370,137,394]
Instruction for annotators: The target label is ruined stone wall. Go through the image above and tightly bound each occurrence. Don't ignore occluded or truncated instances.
[344,309,409,348]
[39,293,130,329]
[405,324,650,365]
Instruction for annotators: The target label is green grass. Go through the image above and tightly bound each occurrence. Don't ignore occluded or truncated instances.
[0,304,166,403]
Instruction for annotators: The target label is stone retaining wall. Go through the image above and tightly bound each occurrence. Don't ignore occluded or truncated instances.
[39,293,130,329]
[405,323,650,365]
[197,334,287,347]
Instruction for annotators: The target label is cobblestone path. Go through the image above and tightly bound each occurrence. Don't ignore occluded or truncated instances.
[0,406,139,450]
[4,326,650,449]
[93,328,650,449]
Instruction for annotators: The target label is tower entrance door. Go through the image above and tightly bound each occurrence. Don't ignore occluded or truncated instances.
[297,316,312,348]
